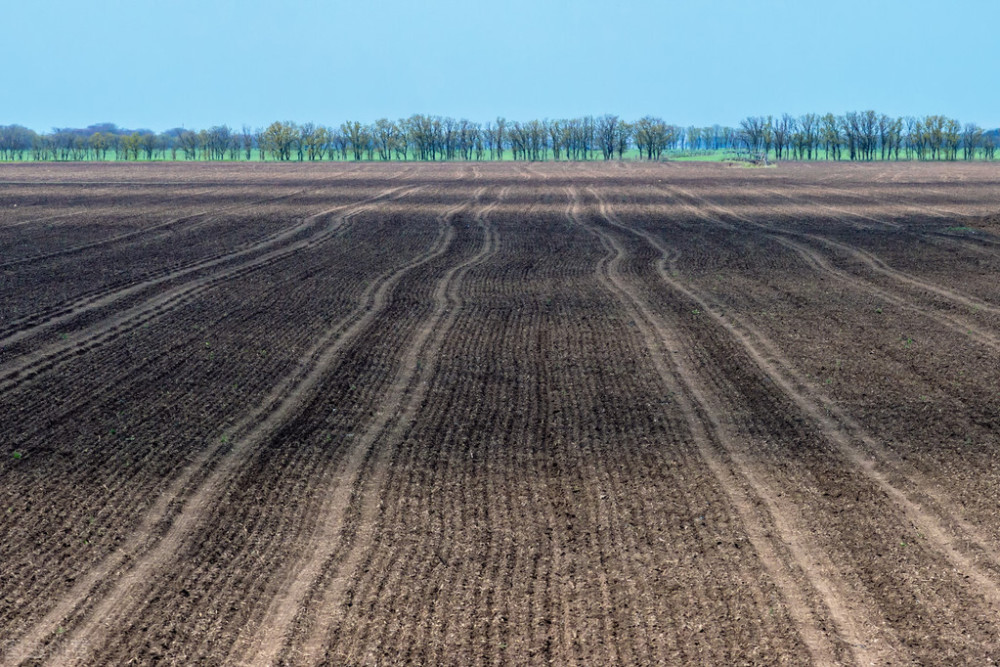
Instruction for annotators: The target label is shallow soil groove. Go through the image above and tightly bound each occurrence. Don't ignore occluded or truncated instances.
[3,161,1000,665]
[588,183,1000,621]
[570,186,881,665]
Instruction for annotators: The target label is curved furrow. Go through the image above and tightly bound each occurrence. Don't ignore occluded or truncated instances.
[789,180,1000,231]
[746,181,1000,277]
[752,182,1000,262]
[0,182,374,340]
[0,206,433,664]
[775,236,1000,352]
[0,185,423,394]
[763,186,903,229]
[0,196,206,232]
[0,183,227,230]
[589,186,1000,657]
[0,186,314,270]
[9,186,471,667]
[251,186,507,667]
[796,232,1000,314]
[656,225,1000,585]
[662,181,886,234]
[306,175,819,664]
[657,181,1000,342]
[570,187,888,665]
[0,182,420,350]
[0,172,421,327]
[318,181,772,664]
[0,210,87,229]
[810,182,970,219]
[44,176,482,666]
[741,185,1000,312]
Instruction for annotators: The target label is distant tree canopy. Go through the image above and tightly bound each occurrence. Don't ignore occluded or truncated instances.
[0,111,995,162]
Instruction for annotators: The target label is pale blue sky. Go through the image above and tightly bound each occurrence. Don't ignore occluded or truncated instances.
[3,0,999,132]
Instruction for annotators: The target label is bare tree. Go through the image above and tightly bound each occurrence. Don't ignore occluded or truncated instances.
[634,117,670,160]
[548,120,563,161]
[962,123,983,160]
[738,116,767,156]
[240,125,254,160]
[616,121,632,159]
[598,115,619,160]
[944,118,961,160]
[773,114,795,160]
[261,121,297,161]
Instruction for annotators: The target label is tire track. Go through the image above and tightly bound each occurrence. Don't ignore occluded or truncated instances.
[789,179,1000,227]
[747,185,1000,312]
[0,185,313,270]
[633,180,1000,573]
[0,185,423,393]
[327,185,534,665]
[567,187,884,665]
[664,181,891,233]
[588,186,1000,631]
[0,168,420,330]
[759,181,1000,256]
[659,181,1000,335]
[799,232,1000,314]
[0,184,223,229]
[0,179,416,346]
[0,209,86,228]
[246,186,506,667]
[775,236,1000,352]
[2,186,452,667]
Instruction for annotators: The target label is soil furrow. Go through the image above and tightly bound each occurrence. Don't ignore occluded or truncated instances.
[0,180,395,335]
[0,186,315,270]
[713,183,1000,313]
[3,189,450,667]
[47,180,478,666]
[6,161,1000,664]
[589,184,1000,657]
[633,185,1000,576]
[265,187,506,667]
[569,186,881,665]
[775,236,1000,351]
[669,233,1000,590]
[659,181,1000,346]
[0,184,419,360]
[797,232,1000,313]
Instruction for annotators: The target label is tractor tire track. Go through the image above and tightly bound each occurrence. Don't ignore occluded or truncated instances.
[568,187,886,665]
[41,186,474,667]
[790,180,984,224]
[302,186,512,666]
[0,184,226,230]
[748,185,1000,312]
[775,236,1000,352]
[0,185,422,393]
[2,186,454,667]
[247,187,506,667]
[660,182,1000,338]
[797,232,1000,314]
[801,180,1000,251]
[588,186,1000,632]
[0,182,418,348]
[0,186,312,270]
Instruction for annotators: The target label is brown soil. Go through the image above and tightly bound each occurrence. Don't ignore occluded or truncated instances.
[2,160,1000,665]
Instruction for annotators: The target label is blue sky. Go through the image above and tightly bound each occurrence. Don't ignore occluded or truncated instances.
[3,0,999,132]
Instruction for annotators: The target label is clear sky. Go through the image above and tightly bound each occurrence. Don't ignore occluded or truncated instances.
[4,0,999,132]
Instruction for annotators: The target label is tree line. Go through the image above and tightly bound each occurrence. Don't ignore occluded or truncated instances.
[0,112,995,162]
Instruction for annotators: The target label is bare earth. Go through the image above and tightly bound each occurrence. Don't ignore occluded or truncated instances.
[2,160,1000,665]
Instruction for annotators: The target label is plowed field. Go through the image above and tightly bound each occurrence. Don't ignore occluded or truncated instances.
[2,161,1000,665]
